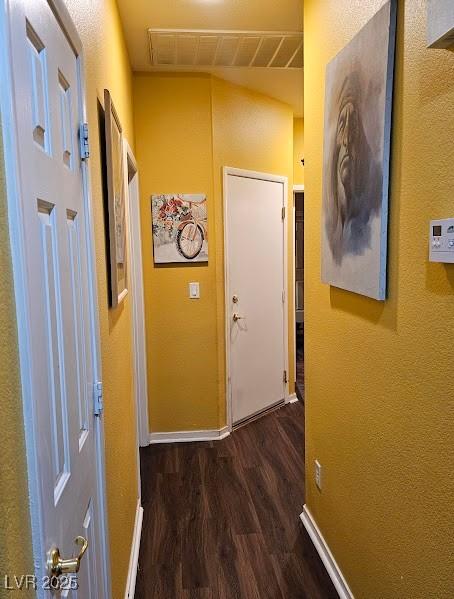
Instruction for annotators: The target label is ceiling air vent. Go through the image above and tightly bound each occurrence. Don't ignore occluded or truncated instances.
[148,29,303,69]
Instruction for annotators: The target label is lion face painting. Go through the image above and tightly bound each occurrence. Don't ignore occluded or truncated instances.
[321,0,397,300]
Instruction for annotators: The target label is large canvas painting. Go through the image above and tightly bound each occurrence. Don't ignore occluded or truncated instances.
[321,0,397,300]
[152,194,208,263]
[104,89,127,307]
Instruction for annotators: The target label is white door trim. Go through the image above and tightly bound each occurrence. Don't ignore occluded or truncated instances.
[122,142,147,595]
[123,140,150,451]
[223,166,289,432]
[0,1,111,596]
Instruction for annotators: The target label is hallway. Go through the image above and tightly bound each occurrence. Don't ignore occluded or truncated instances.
[136,403,337,598]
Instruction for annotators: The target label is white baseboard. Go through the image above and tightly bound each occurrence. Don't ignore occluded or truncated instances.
[124,499,144,599]
[288,392,298,403]
[300,505,354,599]
[149,426,230,444]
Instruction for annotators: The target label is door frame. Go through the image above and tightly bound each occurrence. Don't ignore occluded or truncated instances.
[0,1,112,596]
[123,139,150,450]
[223,166,289,432]
[293,184,304,387]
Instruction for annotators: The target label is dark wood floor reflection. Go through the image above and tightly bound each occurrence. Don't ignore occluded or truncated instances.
[136,402,338,599]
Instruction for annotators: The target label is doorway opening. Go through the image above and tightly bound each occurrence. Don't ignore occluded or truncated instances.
[294,187,304,401]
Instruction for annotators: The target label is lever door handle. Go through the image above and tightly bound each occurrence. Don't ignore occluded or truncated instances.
[232,313,244,322]
[47,536,88,577]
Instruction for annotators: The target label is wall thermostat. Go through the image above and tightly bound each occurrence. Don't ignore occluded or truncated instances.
[429,218,454,263]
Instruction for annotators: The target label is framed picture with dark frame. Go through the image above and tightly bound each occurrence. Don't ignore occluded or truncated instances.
[104,89,127,307]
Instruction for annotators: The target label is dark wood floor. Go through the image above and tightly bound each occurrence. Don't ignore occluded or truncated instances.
[136,402,337,599]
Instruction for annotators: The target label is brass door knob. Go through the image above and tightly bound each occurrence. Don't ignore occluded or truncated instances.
[47,536,88,577]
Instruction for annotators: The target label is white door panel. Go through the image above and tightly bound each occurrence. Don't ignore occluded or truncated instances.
[8,0,104,595]
[226,173,286,424]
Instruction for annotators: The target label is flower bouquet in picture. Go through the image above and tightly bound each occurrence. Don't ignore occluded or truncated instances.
[151,194,208,263]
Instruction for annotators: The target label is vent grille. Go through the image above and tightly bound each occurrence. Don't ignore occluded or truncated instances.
[148,29,303,69]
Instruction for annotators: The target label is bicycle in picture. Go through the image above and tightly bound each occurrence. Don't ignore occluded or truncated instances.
[176,198,208,260]
[151,194,208,263]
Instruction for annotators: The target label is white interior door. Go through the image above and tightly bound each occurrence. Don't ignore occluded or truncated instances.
[8,0,105,596]
[225,170,287,425]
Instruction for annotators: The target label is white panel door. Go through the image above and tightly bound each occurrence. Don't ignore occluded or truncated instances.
[8,0,105,596]
[226,173,286,424]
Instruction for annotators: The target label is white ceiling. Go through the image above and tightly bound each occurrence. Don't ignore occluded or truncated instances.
[117,0,304,116]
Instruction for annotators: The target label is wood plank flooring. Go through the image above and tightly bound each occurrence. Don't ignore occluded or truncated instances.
[136,402,337,599]
[296,328,305,402]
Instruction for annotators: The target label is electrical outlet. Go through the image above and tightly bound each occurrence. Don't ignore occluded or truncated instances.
[315,460,322,491]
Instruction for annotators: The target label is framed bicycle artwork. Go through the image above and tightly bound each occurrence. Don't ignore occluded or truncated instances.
[151,194,208,264]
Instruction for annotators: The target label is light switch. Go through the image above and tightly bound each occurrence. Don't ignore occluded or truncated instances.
[189,282,200,299]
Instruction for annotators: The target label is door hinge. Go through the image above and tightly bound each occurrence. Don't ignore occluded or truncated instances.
[283,370,288,384]
[93,381,103,416]
[79,123,90,161]
[282,290,285,303]
[281,206,286,220]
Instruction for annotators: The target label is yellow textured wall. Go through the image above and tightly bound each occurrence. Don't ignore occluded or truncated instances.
[0,122,34,597]
[133,74,294,432]
[304,1,454,597]
[133,73,219,432]
[293,117,304,185]
[62,2,138,597]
